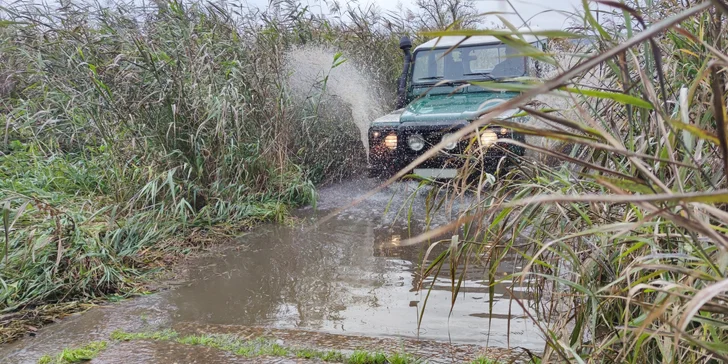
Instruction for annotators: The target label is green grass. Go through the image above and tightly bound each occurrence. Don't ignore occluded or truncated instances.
[346,351,388,364]
[37,341,107,364]
[110,329,179,342]
[468,358,498,364]
[109,330,445,363]
[382,352,422,364]
[320,350,348,362]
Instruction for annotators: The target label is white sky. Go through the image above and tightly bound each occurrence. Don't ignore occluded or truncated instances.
[0,0,586,29]
[249,0,585,29]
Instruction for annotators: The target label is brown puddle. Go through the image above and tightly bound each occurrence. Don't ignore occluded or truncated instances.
[0,179,544,363]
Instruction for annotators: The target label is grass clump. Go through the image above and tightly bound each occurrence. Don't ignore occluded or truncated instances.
[321,350,348,362]
[112,329,297,358]
[468,358,498,364]
[37,341,107,364]
[295,348,325,359]
[379,352,421,364]
[346,351,388,364]
[110,329,430,362]
[110,329,179,342]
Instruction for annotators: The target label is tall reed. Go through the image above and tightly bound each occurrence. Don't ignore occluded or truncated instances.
[403,1,728,362]
[0,0,400,342]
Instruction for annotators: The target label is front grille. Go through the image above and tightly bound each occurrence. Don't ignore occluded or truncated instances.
[368,121,517,171]
[400,126,463,155]
[399,127,508,156]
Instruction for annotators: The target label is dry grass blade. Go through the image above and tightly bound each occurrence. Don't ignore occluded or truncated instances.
[507,189,728,206]
[2,201,8,266]
[710,64,728,181]
[500,139,644,182]
[712,0,728,16]
[521,106,604,138]
[676,278,728,359]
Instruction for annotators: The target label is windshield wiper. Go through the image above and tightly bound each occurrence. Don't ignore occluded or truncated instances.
[462,73,497,81]
[417,76,444,81]
[416,77,471,86]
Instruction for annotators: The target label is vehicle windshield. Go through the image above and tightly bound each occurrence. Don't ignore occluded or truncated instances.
[411,43,528,84]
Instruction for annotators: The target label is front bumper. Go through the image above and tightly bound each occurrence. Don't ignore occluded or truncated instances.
[367,123,524,178]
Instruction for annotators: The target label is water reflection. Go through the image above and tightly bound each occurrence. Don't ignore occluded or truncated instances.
[166,214,543,350]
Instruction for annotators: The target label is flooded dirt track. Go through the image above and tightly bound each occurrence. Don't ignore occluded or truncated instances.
[0,178,543,363]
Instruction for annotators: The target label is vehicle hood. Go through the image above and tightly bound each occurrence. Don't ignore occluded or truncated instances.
[400,92,518,122]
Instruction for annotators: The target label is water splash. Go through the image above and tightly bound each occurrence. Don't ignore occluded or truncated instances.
[285,46,386,156]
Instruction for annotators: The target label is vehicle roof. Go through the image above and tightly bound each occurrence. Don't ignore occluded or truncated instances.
[414,34,542,51]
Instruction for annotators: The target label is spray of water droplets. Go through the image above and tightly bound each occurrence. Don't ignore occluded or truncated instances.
[285,46,387,157]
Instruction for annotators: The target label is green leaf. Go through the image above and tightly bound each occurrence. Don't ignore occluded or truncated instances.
[469,82,652,109]
[2,201,8,266]
[560,87,654,109]
[494,35,557,65]
[0,20,28,27]
[669,119,720,145]
[332,52,347,68]
[582,0,613,41]
[595,176,656,194]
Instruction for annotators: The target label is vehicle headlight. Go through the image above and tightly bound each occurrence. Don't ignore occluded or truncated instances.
[384,134,397,150]
[479,131,498,148]
[442,133,458,150]
[407,134,425,151]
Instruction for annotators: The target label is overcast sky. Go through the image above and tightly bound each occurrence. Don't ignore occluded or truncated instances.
[250,0,585,29]
[0,0,586,29]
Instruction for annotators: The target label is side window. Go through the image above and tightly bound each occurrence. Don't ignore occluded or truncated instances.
[412,55,428,81]
[412,50,446,80]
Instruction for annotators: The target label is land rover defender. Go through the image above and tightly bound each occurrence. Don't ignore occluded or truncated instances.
[367,35,542,179]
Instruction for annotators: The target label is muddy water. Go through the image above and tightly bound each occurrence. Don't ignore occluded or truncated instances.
[0,179,543,363]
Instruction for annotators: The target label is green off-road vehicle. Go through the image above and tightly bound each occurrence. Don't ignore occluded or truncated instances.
[367,35,543,179]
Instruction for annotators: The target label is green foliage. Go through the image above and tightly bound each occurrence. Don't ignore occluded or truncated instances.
[468,358,499,364]
[346,351,388,364]
[110,329,179,341]
[0,0,402,341]
[321,350,347,362]
[110,329,426,362]
[37,341,107,363]
[382,352,422,364]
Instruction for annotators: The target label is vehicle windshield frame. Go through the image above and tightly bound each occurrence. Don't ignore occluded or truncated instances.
[408,41,533,86]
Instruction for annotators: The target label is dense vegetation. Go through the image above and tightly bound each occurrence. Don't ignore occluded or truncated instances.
[0,0,405,342]
[4,0,728,362]
[405,0,728,362]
